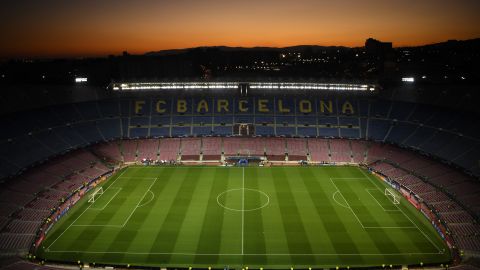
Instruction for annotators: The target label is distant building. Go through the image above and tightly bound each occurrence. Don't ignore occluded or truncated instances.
[365,38,394,77]
[365,38,392,56]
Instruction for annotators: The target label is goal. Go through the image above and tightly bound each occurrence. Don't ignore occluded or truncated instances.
[385,188,400,205]
[88,187,104,203]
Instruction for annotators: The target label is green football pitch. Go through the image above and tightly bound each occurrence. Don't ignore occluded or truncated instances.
[37,166,451,268]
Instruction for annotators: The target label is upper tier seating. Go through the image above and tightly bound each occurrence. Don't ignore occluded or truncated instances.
[0,97,479,177]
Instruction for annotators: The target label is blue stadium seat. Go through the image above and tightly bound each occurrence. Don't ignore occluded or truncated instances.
[339,117,359,126]
[297,116,317,125]
[255,126,274,136]
[298,127,318,137]
[386,122,416,144]
[339,128,359,138]
[370,100,391,118]
[130,128,149,138]
[318,127,338,137]
[193,127,213,136]
[75,102,101,120]
[368,119,390,141]
[213,126,232,136]
[213,115,233,124]
[151,116,171,125]
[97,119,121,140]
[54,126,87,148]
[74,122,104,143]
[98,100,120,118]
[171,127,191,136]
[403,127,435,147]
[130,117,150,126]
[34,130,70,154]
[150,127,170,137]
[389,102,416,121]
[276,127,296,136]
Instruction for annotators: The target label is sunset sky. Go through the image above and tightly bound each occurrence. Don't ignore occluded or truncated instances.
[1,0,479,58]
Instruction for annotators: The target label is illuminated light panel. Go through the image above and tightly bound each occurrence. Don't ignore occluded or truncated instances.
[75,77,88,83]
[112,82,238,90]
[110,82,376,92]
[249,83,373,91]
[402,77,415,82]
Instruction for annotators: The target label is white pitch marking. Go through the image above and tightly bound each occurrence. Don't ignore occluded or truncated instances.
[117,176,158,179]
[365,189,400,212]
[216,188,270,212]
[329,178,365,228]
[71,224,123,227]
[137,190,155,208]
[331,191,349,209]
[89,188,122,211]
[120,177,158,227]
[357,167,443,252]
[241,166,245,255]
[46,168,129,250]
[68,179,157,228]
[363,226,416,229]
[45,250,445,256]
[330,177,369,180]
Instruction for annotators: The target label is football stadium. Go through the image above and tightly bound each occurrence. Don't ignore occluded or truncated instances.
[0,78,479,269]
[1,1,480,269]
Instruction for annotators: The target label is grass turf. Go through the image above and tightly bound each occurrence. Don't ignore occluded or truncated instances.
[37,166,451,268]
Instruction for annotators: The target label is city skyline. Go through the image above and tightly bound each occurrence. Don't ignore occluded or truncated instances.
[1,0,479,58]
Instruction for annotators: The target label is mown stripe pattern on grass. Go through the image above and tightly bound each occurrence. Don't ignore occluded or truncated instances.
[38,166,451,268]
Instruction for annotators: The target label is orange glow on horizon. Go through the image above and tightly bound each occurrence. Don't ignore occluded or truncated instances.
[1,0,479,58]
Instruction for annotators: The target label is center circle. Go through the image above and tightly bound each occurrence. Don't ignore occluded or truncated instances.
[217,188,270,212]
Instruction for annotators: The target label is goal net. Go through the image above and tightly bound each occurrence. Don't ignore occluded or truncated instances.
[385,188,400,205]
[88,187,104,203]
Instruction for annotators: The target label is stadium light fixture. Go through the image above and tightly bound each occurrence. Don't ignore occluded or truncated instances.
[110,82,376,92]
[75,77,88,83]
[402,77,414,82]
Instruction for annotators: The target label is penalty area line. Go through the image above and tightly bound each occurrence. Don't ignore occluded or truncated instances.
[120,177,158,227]
[365,189,400,212]
[329,178,365,229]
[241,166,244,255]
[89,188,122,211]
[45,250,446,256]
[45,169,129,250]
[358,167,444,253]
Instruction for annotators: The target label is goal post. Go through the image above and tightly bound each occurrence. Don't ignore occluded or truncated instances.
[88,187,104,203]
[385,188,400,205]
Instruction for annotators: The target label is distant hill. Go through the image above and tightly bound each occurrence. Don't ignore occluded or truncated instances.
[144,45,351,56]
[144,38,480,56]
